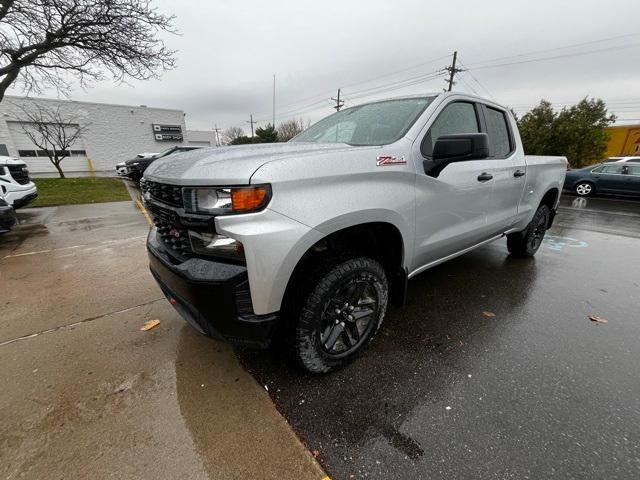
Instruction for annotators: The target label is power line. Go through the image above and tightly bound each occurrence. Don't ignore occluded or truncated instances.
[347,71,446,100]
[457,74,479,96]
[242,32,640,127]
[457,61,493,99]
[277,68,445,117]
[263,70,446,122]
[468,42,640,71]
[254,54,451,117]
[466,33,640,68]
[339,54,451,91]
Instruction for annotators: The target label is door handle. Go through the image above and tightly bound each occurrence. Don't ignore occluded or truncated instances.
[477,173,493,182]
[513,169,526,178]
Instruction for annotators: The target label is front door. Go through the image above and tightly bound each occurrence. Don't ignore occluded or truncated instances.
[412,100,494,271]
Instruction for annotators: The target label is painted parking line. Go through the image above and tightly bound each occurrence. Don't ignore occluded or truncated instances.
[135,199,154,226]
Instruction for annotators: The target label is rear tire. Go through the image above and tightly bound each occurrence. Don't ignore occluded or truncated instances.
[574,181,594,197]
[291,257,388,373]
[507,205,550,258]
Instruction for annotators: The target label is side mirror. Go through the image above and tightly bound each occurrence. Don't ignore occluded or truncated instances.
[426,133,489,177]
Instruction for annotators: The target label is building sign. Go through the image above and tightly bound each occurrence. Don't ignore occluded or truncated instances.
[152,124,183,141]
[605,125,640,157]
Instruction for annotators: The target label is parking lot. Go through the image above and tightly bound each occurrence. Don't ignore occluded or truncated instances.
[1,191,639,479]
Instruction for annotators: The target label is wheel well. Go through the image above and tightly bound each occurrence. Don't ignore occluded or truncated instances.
[574,179,595,188]
[283,222,407,310]
[539,188,559,211]
[539,188,559,228]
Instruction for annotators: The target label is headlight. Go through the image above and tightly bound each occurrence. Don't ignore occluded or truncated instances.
[183,185,271,215]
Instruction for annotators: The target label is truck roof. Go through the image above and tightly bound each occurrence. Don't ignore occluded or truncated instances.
[348,92,510,112]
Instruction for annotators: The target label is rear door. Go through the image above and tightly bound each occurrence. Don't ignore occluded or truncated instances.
[412,100,494,269]
[478,104,525,232]
[624,164,640,193]
[595,164,627,192]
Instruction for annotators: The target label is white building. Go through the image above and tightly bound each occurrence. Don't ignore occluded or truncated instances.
[0,96,217,175]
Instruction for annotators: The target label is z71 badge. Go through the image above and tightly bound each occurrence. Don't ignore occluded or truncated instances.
[376,155,407,166]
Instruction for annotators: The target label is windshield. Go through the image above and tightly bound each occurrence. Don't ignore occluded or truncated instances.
[291,97,435,146]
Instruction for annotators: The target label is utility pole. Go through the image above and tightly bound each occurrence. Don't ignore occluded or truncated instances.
[272,75,276,127]
[213,124,222,147]
[247,114,256,139]
[444,51,463,92]
[331,88,345,111]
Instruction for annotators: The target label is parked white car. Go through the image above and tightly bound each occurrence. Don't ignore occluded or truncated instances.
[143,93,567,372]
[0,156,38,208]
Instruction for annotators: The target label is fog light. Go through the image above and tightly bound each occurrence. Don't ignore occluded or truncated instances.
[189,231,244,260]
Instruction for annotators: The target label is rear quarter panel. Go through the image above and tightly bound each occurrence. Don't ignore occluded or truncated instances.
[516,156,567,229]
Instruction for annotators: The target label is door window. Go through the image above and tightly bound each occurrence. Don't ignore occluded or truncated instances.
[601,165,625,174]
[422,102,479,157]
[627,165,640,176]
[484,107,513,158]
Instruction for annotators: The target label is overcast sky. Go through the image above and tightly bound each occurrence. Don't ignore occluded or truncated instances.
[9,0,640,132]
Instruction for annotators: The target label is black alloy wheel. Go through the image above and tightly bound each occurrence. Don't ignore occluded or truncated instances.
[292,257,388,373]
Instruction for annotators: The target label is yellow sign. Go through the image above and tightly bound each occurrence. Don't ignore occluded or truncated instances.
[605,125,640,157]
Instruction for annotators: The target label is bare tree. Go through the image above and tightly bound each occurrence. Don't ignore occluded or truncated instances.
[222,126,244,145]
[0,0,177,102]
[277,118,307,142]
[19,103,89,178]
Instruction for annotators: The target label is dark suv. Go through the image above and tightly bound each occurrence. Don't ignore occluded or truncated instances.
[124,146,203,182]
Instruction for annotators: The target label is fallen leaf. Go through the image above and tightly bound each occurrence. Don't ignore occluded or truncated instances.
[482,311,496,317]
[140,319,160,331]
[589,315,608,324]
[312,450,320,458]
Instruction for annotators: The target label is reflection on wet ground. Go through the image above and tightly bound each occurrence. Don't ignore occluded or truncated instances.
[238,194,640,479]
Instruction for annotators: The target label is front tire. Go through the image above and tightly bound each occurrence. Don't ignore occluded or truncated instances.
[507,205,550,257]
[574,181,594,196]
[292,257,388,373]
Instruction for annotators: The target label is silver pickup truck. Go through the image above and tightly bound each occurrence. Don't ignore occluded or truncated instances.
[142,93,567,373]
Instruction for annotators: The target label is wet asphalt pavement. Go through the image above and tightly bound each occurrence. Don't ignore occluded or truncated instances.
[238,194,640,480]
[0,199,324,480]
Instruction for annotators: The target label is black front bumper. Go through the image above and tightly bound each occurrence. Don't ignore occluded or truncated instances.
[147,231,278,348]
[0,205,18,233]
[13,192,37,209]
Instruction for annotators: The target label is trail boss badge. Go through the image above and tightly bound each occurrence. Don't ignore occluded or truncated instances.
[376,155,406,166]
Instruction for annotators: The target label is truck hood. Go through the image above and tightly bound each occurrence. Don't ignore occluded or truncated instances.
[143,143,353,185]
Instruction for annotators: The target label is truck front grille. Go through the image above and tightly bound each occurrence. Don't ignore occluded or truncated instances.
[154,217,193,258]
[7,164,30,185]
[142,180,183,208]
